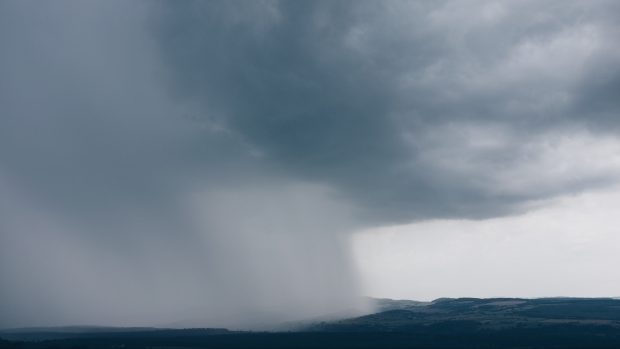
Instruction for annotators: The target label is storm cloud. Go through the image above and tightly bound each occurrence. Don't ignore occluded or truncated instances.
[153,0,620,223]
[1,0,619,329]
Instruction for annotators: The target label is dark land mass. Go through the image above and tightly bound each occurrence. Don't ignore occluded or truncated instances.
[2,297,620,348]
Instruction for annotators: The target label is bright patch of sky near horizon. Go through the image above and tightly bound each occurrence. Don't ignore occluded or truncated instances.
[354,185,620,301]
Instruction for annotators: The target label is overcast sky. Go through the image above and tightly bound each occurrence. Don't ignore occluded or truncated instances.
[1,0,619,329]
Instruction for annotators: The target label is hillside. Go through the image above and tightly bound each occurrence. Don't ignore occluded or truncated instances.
[1,298,620,348]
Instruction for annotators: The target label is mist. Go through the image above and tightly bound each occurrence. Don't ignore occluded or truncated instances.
[0,0,369,329]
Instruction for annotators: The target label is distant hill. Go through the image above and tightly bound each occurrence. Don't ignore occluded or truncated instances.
[0,326,230,342]
[312,297,620,332]
[369,297,431,312]
[1,298,620,348]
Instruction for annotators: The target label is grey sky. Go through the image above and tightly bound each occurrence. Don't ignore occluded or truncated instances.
[1,0,619,329]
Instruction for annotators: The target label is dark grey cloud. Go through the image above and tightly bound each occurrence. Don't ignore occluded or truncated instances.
[1,0,619,329]
[153,0,620,224]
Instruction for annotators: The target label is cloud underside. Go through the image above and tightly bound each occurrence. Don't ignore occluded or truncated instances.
[155,0,620,224]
